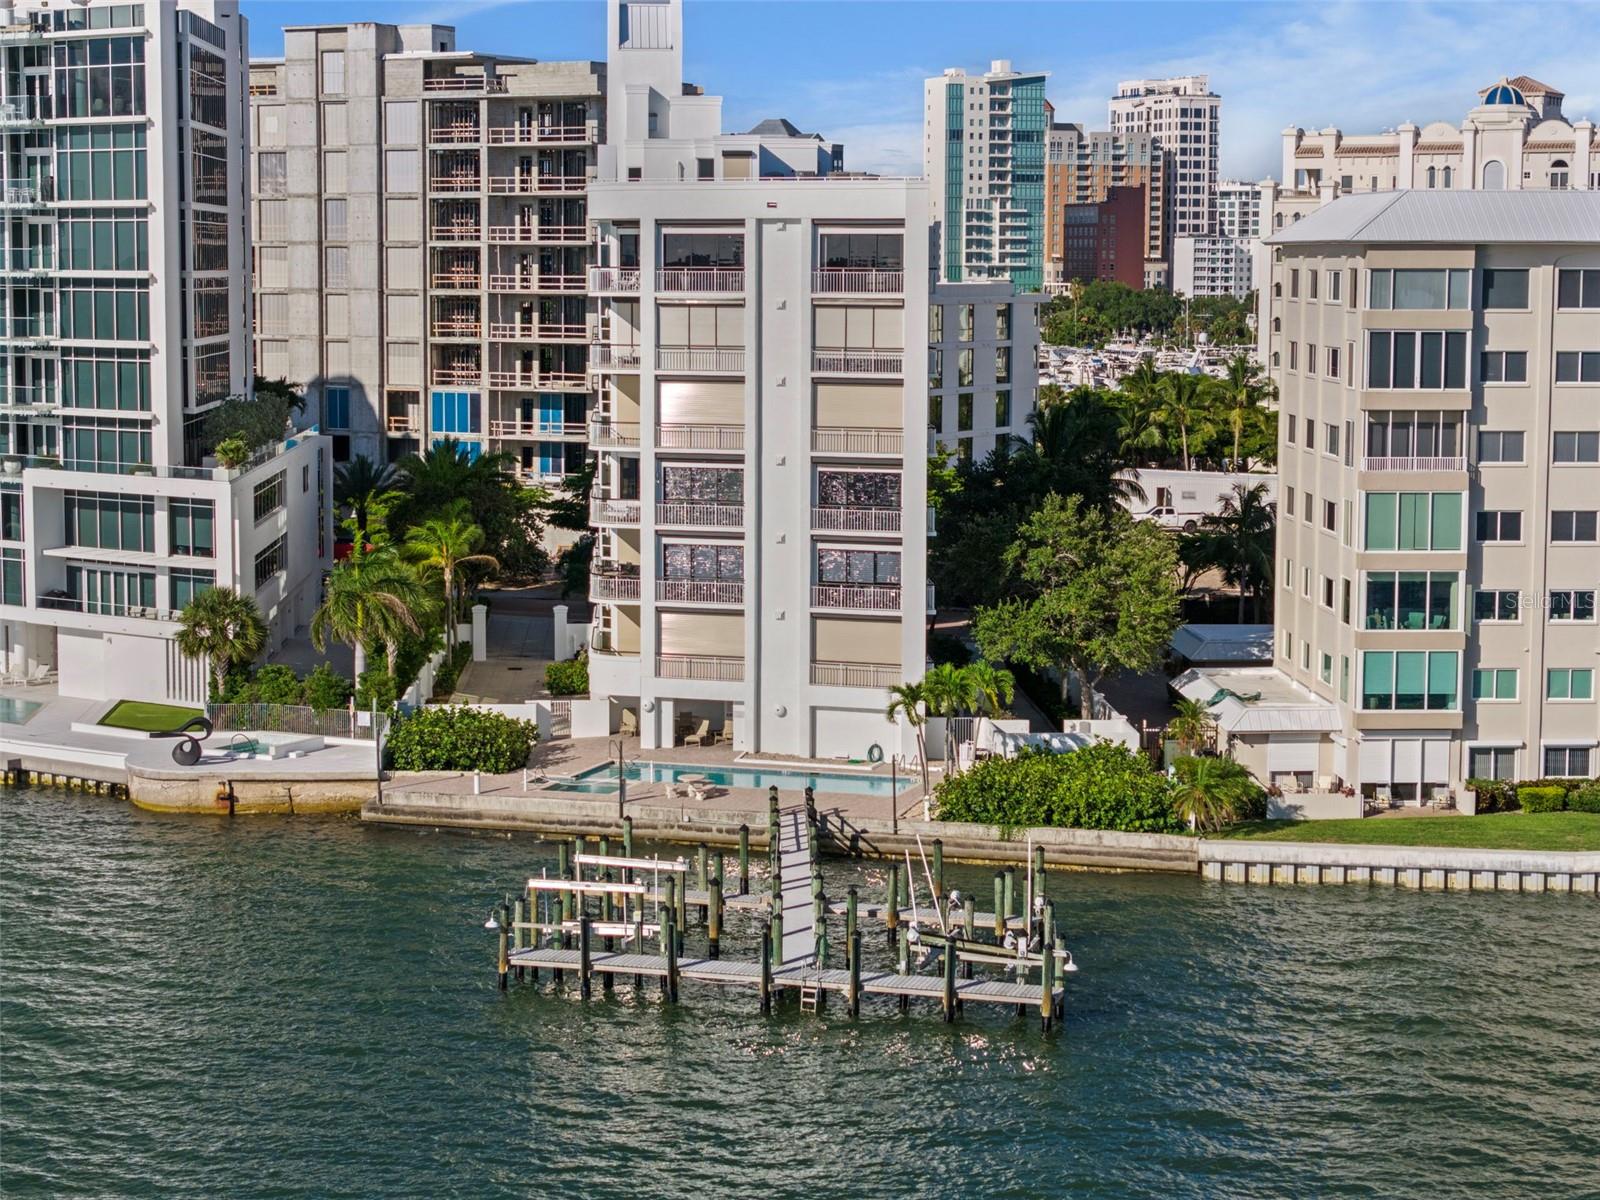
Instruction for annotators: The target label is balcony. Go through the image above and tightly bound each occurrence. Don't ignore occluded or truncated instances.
[486,369,588,392]
[429,174,482,194]
[812,349,903,376]
[811,427,903,456]
[35,595,180,623]
[589,571,642,602]
[1360,456,1467,472]
[811,661,899,689]
[487,124,592,145]
[590,344,642,371]
[589,267,641,293]
[812,269,904,295]
[428,123,481,144]
[486,272,586,294]
[656,267,745,294]
[488,419,586,439]
[423,75,506,93]
[811,506,902,534]
[590,497,641,526]
[386,415,420,434]
[656,347,745,374]
[811,584,902,613]
[430,224,481,242]
[489,223,588,246]
[431,320,482,339]
[430,272,481,291]
[656,579,744,606]
[487,174,587,194]
[487,322,587,343]
[656,423,744,452]
[655,653,745,683]
[431,366,483,388]
[588,419,641,449]
[657,502,743,529]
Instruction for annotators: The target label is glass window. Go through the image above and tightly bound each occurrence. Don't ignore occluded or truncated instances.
[1556,268,1600,310]
[1481,269,1528,309]
[661,232,744,268]
[169,499,215,557]
[1479,350,1527,383]
[253,471,286,523]
[1546,669,1595,701]
[1475,510,1522,542]
[1548,591,1596,622]
[1362,492,1459,551]
[1472,669,1517,701]
[1544,747,1592,778]
[1468,747,1515,781]
[1551,511,1598,543]
[321,50,345,95]
[1473,590,1520,622]
[1476,430,1524,464]
[818,232,902,270]
[1554,351,1600,383]
[170,568,215,610]
[1360,650,1458,711]
[1554,432,1600,464]
[1364,571,1459,630]
[1367,331,1466,389]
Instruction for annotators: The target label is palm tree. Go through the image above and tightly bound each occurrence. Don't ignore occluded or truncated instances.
[175,587,267,701]
[1171,755,1260,832]
[886,681,931,792]
[403,504,500,651]
[1166,697,1216,755]
[1186,482,1276,620]
[335,454,398,537]
[965,660,1015,717]
[1158,372,1212,471]
[1220,354,1273,471]
[311,542,425,679]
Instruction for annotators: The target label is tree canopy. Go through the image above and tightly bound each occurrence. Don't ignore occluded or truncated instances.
[1042,282,1256,349]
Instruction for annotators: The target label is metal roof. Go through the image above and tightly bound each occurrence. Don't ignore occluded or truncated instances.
[1172,668,1342,735]
[1169,624,1274,665]
[1267,190,1600,246]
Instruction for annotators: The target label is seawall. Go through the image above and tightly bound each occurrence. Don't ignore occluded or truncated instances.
[1199,840,1600,894]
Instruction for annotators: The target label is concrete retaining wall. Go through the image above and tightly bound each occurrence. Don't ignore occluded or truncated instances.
[1198,840,1600,894]
[127,766,374,815]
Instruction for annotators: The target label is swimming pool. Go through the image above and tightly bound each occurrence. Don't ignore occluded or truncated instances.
[546,760,911,797]
[0,697,43,726]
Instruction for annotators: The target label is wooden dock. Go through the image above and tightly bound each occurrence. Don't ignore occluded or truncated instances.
[776,805,817,966]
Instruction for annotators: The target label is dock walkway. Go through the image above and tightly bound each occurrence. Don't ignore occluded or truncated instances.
[776,805,816,966]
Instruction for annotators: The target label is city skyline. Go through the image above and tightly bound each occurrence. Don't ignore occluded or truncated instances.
[240,0,1600,180]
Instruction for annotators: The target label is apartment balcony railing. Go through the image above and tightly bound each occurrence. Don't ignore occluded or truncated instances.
[656,347,745,374]
[655,653,745,683]
[656,423,744,452]
[431,367,483,387]
[590,497,641,526]
[484,223,589,245]
[488,419,586,439]
[430,224,481,242]
[656,579,744,606]
[486,370,587,392]
[812,349,903,376]
[656,267,744,293]
[811,269,905,295]
[430,272,481,291]
[589,572,642,602]
[811,506,902,534]
[486,123,591,145]
[589,344,642,371]
[429,174,482,193]
[810,584,903,612]
[811,661,899,689]
[36,596,180,623]
[487,322,587,343]
[589,267,641,293]
[486,272,586,294]
[386,415,420,434]
[1360,456,1467,472]
[811,427,903,456]
[656,502,743,529]
[423,75,506,93]
[431,320,482,339]
[428,123,481,144]
[588,419,641,449]
[487,174,587,194]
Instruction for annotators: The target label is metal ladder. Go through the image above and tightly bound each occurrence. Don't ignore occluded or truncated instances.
[799,982,822,1013]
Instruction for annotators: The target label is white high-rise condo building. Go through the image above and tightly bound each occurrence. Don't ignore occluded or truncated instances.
[1,0,331,703]
[1109,75,1220,241]
[924,61,1049,292]
[1212,191,1599,803]
[586,0,930,760]
[248,25,603,501]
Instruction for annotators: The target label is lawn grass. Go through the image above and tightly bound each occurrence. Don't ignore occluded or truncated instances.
[99,699,204,733]
[1218,812,1600,853]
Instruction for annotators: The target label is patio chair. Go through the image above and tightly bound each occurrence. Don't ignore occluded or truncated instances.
[619,709,638,738]
[684,718,711,747]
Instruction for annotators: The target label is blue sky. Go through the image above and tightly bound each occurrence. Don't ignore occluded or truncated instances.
[241,1,1600,181]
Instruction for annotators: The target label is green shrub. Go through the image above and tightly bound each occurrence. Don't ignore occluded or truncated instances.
[355,668,399,712]
[218,665,255,704]
[385,705,537,773]
[432,643,472,699]
[1517,785,1566,814]
[934,742,1184,834]
[545,653,589,696]
[1567,784,1600,814]
[252,664,304,706]
[302,663,352,712]
[1466,777,1519,813]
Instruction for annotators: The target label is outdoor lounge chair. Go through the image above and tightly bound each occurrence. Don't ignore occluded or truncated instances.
[619,709,638,738]
[684,718,711,746]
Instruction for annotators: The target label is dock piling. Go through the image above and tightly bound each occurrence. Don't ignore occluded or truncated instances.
[738,825,750,894]
[578,915,593,1000]
[932,839,944,911]
[759,928,773,1014]
[845,886,859,973]
[665,908,679,1003]
[885,862,901,946]
[1003,868,1015,923]
[993,872,1005,937]
[708,875,723,958]
[942,936,958,1023]
[496,901,510,992]
[622,815,634,861]
[849,930,862,1018]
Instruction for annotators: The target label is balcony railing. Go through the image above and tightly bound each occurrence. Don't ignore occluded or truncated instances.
[656,423,744,451]
[430,225,481,242]
[487,174,587,194]
[430,272,482,291]
[656,502,743,529]
[811,506,902,533]
[655,653,745,682]
[1360,456,1467,472]
[488,419,586,439]
[423,76,507,92]
[431,320,482,338]
[590,497,641,526]
[486,124,591,145]
[811,584,903,612]
[589,267,641,293]
[656,579,745,605]
[487,370,585,391]
[486,272,586,294]
[812,349,903,376]
[811,661,899,689]
[486,322,587,342]
[484,222,589,245]
[589,420,641,448]
[386,415,420,434]
[429,174,482,193]
[432,367,483,387]
[811,427,903,456]
[590,572,642,602]
[428,124,481,144]
[812,269,904,295]
[656,267,744,293]
[590,345,642,370]
[656,347,745,373]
